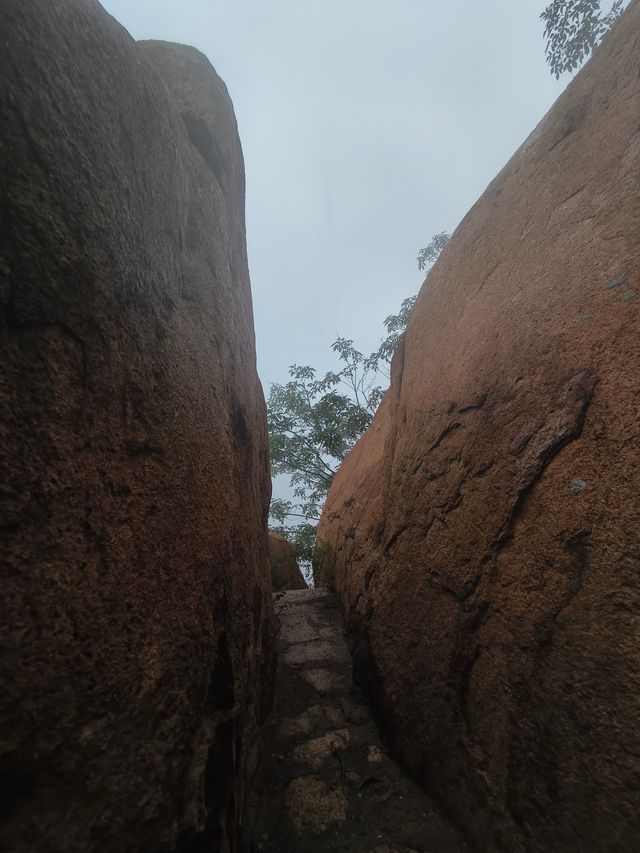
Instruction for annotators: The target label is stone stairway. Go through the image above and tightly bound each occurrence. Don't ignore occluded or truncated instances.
[247,589,469,852]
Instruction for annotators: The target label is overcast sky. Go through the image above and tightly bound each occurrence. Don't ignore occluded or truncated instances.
[101,0,575,389]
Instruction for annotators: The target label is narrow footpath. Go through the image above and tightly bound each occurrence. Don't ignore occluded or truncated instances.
[248,588,468,852]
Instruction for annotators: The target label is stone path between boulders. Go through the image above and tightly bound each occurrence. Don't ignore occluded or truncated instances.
[247,588,469,853]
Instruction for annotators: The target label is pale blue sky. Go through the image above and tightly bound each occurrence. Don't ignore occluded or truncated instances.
[101,0,572,389]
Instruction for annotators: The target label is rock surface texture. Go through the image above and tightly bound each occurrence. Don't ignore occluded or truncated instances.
[249,589,468,852]
[318,5,640,852]
[268,533,308,591]
[0,3,273,852]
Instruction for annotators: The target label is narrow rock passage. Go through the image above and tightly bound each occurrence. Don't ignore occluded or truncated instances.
[248,589,468,852]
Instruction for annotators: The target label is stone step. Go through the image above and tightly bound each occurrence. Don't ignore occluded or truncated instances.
[247,589,469,852]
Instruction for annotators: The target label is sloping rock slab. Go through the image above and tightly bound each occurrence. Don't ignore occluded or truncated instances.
[269,532,307,591]
[318,4,640,851]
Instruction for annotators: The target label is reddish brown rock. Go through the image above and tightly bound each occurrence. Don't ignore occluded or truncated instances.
[268,533,308,591]
[0,3,273,852]
[318,5,640,851]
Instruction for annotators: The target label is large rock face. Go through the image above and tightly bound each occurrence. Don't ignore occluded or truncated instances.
[268,533,307,591]
[0,3,273,851]
[318,5,640,851]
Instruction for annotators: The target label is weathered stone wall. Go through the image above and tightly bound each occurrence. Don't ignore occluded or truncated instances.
[318,3,640,850]
[268,533,307,591]
[0,2,273,851]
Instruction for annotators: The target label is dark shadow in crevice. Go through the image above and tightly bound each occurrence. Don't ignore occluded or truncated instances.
[176,720,236,853]
[0,765,37,824]
[181,111,224,188]
[205,632,235,713]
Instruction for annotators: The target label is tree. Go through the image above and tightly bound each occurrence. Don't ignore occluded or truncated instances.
[541,1,624,78]
[268,233,449,562]
[268,361,376,527]
[417,231,450,272]
[268,331,393,560]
